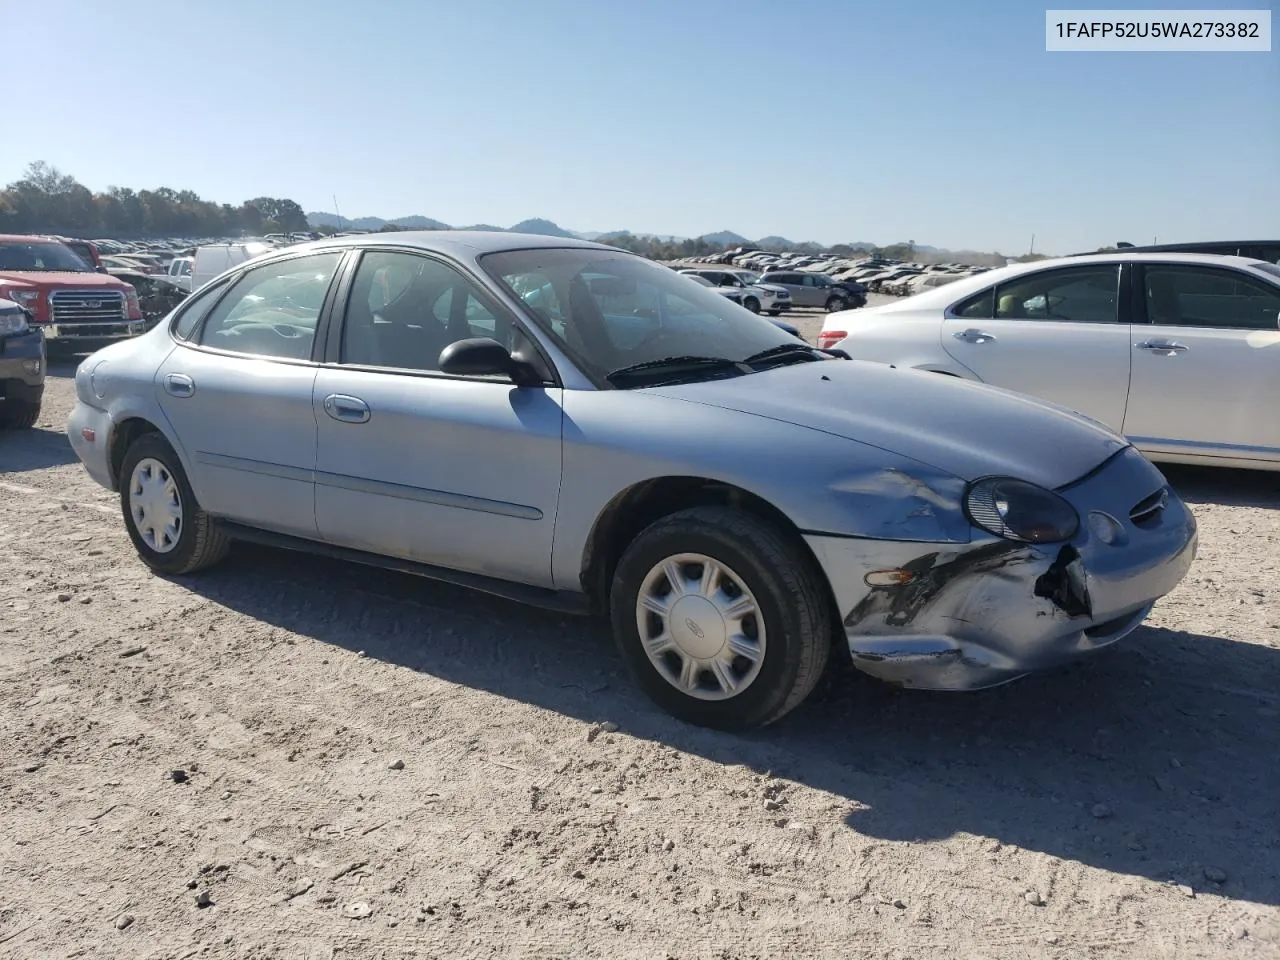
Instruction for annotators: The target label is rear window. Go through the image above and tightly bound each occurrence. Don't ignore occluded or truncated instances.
[171,279,229,340]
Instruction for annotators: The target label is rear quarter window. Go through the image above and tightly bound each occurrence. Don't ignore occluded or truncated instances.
[171,280,229,340]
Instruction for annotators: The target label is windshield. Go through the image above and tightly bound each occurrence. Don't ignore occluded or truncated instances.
[0,240,93,272]
[734,271,762,284]
[481,247,801,386]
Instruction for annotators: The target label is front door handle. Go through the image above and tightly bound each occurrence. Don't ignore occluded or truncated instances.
[1136,340,1189,354]
[954,328,996,344]
[163,373,195,398]
[323,394,370,423]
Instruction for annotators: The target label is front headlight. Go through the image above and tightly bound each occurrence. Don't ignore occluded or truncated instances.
[964,477,1079,544]
[0,309,30,336]
[8,290,40,310]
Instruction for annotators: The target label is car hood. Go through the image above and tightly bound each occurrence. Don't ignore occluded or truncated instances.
[0,271,130,290]
[753,283,789,295]
[646,359,1128,489]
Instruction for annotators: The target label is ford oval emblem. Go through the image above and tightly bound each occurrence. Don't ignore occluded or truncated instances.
[684,618,705,639]
[85,299,101,308]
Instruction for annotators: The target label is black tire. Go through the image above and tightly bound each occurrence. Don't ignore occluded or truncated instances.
[825,296,847,312]
[765,309,781,317]
[743,296,761,314]
[44,341,76,361]
[609,505,832,731]
[0,399,40,429]
[119,431,230,576]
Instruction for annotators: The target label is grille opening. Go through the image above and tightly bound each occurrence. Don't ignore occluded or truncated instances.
[50,290,126,324]
[1129,487,1168,528]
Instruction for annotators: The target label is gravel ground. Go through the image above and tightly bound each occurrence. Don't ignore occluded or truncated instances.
[1,337,1278,960]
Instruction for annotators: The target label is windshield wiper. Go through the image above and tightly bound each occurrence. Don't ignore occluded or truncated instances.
[606,355,749,386]
[742,343,824,366]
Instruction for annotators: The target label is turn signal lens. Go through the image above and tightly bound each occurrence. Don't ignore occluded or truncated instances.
[864,569,915,587]
[80,427,96,442]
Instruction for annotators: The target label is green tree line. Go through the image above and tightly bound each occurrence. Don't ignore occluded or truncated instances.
[0,162,309,238]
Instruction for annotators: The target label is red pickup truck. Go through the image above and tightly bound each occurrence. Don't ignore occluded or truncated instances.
[0,234,145,355]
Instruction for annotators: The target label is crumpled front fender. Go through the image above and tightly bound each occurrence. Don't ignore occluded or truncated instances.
[818,461,972,543]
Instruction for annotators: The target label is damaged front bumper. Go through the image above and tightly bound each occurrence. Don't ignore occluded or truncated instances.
[806,447,1198,691]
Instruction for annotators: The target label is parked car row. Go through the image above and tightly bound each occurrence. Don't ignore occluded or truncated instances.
[59,230,1201,733]
[670,247,991,306]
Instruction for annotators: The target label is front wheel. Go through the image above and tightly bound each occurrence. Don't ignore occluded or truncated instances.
[119,432,230,576]
[743,296,761,314]
[0,398,40,429]
[765,309,781,317]
[609,506,832,730]
[825,296,847,312]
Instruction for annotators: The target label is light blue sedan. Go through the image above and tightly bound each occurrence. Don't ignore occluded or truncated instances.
[67,232,1196,729]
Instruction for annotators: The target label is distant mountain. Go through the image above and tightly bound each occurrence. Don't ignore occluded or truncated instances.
[307,212,578,236]
[390,215,450,230]
[507,218,577,238]
[307,212,355,228]
[698,230,750,246]
[304,212,980,258]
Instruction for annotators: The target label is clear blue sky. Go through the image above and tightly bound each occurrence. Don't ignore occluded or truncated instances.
[6,0,1277,254]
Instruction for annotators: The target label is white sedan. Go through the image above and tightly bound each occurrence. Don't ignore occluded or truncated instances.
[819,252,1280,472]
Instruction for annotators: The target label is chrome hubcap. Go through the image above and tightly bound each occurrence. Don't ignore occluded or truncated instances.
[635,553,766,701]
[128,458,183,554]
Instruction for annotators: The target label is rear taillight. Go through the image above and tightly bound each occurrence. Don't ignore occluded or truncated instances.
[124,287,143,320]
[817,330,846,350]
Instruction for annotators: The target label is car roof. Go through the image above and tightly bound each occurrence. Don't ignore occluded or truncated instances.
[1074,240,1280,255]
[863,252,1278,313]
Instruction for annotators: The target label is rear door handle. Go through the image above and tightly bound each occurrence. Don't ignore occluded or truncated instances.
[1136,340,1189,354]
[954,328,996,343]
[163,373,195,398]
[323,394,370,423]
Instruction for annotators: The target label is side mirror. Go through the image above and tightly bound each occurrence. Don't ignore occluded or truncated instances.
[438,337,542,386]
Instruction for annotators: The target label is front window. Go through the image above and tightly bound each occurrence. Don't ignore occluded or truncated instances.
[1144,265,1280,331]
[482,247,808,387]
[340,250,513,371]
[0,240,93,272]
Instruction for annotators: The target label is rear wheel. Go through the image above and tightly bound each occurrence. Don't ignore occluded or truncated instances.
[825,296,847,312]
[743,296,761,314]
[609,506,831,730]
[119,432,230,576]
[0,398,40,429]
[766,308,781,317]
